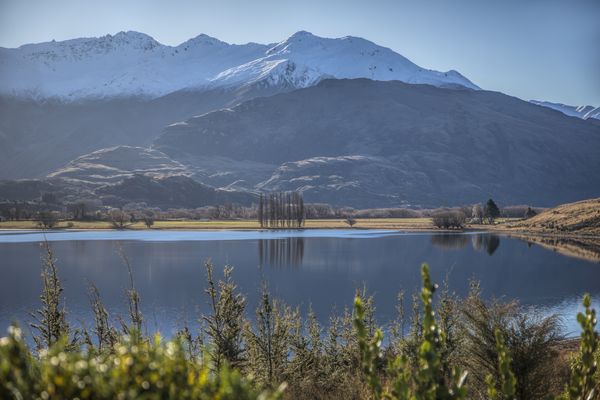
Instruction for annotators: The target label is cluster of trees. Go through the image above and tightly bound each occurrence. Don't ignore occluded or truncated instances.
[432,199,502,229]
[3,249,599,400]
[257,192,305,228]
[471,198,501,224]
[0,202,42,221]
[432,210,467,229]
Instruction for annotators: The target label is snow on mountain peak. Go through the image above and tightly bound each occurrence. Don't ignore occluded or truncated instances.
[177,33,228,49]
[0,30,478,100]
[213,31,479,90]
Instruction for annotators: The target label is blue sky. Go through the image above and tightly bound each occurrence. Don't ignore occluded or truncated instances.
[1,0,598,105]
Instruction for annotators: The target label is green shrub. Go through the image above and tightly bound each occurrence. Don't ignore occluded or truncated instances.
[486,329,517,400]
[0,326,282,400]
[560,293,599,400]
[354,264,468,399]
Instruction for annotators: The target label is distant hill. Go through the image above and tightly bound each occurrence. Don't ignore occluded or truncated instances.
[0,175,255,209]
[155,79,600,207]
[0,83,288,179]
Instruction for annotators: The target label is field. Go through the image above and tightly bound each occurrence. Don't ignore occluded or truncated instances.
[0,217,436,231]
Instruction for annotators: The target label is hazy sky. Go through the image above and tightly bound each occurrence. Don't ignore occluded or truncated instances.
[1,0,598,105]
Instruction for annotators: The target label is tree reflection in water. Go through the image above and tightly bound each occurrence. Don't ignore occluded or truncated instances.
[430,234,469,249]
[471,234,501,255]
[430,233,501,255]
[258,237,305,268]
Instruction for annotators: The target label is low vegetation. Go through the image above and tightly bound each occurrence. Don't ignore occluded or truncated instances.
[1,244,599,399]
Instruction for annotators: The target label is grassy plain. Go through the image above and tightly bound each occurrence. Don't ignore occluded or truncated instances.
[0,217,436,231]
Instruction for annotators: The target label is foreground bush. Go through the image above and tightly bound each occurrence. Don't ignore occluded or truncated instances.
[0,327,281,400]
[354,266,599,400]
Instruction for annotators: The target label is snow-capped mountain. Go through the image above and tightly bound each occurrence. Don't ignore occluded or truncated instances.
[0,30,478,100]
[0,31,269,99]
[530,100,600,120]
[209,31,478,90]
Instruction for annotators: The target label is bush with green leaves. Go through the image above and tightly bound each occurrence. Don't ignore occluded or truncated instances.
[354,264,599,400]
[0,325,282,400]
[354,264,468,399]
[559,293,599,400]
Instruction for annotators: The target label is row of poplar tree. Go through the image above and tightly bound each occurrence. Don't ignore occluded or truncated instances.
[257,191,305,228]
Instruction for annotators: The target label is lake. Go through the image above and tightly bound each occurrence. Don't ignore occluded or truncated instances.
[1,229,599,338]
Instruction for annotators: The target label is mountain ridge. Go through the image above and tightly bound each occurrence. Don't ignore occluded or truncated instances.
[529,100,600,120]
[0,30,477,100]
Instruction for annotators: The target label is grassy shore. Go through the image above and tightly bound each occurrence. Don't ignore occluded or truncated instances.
[0,217,436,230]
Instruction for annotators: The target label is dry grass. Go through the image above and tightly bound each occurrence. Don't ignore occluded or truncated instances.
[494,197,600,237]
[0,218,436,231]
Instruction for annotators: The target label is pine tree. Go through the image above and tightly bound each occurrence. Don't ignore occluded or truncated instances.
[484,198,501,224]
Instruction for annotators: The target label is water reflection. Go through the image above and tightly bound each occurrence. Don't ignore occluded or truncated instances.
[0,231,599,338]
[258,237,305,268]
[472,234,501,255]
[430,233,501,255]
[430,234,469,249]
[515,235,600,263]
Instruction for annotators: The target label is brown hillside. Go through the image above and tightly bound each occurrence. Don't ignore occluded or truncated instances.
[509,198,600,236]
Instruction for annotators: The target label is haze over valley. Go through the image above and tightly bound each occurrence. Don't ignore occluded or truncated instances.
[1,30,599,208]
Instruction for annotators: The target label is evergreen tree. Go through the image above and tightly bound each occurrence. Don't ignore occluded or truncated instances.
[524,206,537,220]
[484,198,501,224]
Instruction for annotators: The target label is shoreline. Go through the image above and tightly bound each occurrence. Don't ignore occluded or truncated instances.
[0,218,599,237]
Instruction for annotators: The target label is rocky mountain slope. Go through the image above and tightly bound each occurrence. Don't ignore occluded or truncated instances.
[530,100,600,120]
[154,79,600,207]
[0,82,290,179]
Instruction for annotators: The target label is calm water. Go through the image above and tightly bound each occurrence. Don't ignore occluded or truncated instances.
[0,229,599,337]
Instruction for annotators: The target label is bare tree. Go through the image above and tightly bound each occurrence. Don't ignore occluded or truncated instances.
[471,204,484,224]
[345,217,357,228]
[258,191,305,228]
[143,215,154,228]
[109,209,131,230]
[37,210,59,229]
[68,202,87,220]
